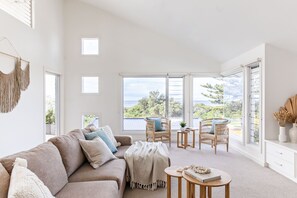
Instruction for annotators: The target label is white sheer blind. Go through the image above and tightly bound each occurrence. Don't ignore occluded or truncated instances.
[249,65,260,144]
[0,0,33,27]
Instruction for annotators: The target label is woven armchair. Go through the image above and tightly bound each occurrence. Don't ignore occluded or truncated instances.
[145,117,171,147]
[199,118,230,154]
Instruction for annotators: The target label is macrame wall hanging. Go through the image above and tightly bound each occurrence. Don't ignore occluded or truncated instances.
[0,37,30,113]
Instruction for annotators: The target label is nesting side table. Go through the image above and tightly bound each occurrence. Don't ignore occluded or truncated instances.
[177,128,195,149]
[164,166,183,198]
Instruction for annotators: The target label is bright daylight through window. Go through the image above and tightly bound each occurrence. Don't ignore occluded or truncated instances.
[193,75,243,140]
[123,77,184,131]
[82,76,99,94]
[81,38,99,55]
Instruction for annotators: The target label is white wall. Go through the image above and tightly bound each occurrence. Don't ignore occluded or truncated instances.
[265,45,297,140]
[64,0,220,134]
[0,0,64,157]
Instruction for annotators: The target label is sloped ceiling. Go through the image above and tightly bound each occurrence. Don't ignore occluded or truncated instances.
[79,0,297,62]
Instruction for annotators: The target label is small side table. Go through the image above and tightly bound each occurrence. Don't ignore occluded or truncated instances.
[177,129,195,149]
[182,168,232,198]
[164,166,183,198]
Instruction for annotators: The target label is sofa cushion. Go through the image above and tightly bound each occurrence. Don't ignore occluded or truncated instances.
[68,159,126,189]
[0,142,68,195]
[84,130,118,153]
[8,158,54,198]
[49,129,86,176]
[55,181,118,198]
[0,163,10,198]
[79,138,116,168]
[114,146,130,159]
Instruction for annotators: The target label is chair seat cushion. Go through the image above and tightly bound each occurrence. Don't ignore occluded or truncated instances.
[55,181,118,198]
[68,159,126,189]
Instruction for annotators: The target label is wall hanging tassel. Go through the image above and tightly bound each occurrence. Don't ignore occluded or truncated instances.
[0,59,21,113]
[16,58,30,91]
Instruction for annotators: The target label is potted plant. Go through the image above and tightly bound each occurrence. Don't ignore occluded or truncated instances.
[180,121,186,131]
[46,108,55,135]
[273,107,293,142]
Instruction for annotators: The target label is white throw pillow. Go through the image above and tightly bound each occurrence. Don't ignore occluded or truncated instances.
[0,163,10,198]
[8,158,54,198]
[79,138,116,169]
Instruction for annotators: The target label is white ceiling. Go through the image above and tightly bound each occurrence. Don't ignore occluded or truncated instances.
[79,0,297,63]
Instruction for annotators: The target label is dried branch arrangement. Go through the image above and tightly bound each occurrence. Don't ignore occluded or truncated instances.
[285,95,297,123]
[274,95,297,126]
[274,107,293,127]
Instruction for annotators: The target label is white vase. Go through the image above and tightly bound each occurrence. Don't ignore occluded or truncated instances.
[289,123,297,143]
[278,126,287,142]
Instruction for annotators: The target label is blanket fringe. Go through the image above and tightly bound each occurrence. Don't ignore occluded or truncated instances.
[130,180,166,191]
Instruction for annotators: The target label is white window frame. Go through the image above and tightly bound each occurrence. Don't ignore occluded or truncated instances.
[0,0,34,28]
[81,38,99,55]
[81,76,100,94]
[81,113,101,128]
[120,73,186,133]
[44,71,61,140]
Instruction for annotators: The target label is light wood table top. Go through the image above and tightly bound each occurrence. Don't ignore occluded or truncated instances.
[164,166,183,178]
[182,168,231,187]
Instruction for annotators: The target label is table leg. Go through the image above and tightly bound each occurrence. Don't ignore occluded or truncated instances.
[225,183,230,198]
[186,181,191,198]
[178,177,182,198]
[167,175,171,198]
[208,186,212,198]
[184,133,188,149]
[200,186,206,198]
[181,133,184,147]
[177,132,180,148]
[191,183,195,198]
[192,130,195,148]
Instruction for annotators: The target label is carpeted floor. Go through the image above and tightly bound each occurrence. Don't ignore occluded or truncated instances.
[124,143,297,198]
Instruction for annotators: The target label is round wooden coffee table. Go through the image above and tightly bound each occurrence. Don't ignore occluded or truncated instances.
[182,168,231,198]
[164,166,183,198]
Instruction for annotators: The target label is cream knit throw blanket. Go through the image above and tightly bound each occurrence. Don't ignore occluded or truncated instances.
[124,141,169,191]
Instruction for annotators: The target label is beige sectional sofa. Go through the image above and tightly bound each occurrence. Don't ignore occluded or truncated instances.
[0,129,132,198]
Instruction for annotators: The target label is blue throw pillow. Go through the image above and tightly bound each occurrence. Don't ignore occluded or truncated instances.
[209,119,228,134]
[84,130,118,153]
[147,118,163,131]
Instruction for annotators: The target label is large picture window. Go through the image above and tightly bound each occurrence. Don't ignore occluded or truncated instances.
[123,76,184,131]
[193,77,224,128]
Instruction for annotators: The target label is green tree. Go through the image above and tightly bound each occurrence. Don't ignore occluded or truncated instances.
[193,83,224,119]
[124,90,183,118]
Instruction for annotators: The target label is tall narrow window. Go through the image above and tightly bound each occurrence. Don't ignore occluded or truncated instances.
[45,73,60,139]
[168,78,184,129]
[193,77,224,128]
[223,72,244,140]
[248,64,261,144]
[0,0,33,27]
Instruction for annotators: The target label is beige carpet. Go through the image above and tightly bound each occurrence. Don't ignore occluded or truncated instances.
[124,143,297,198]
